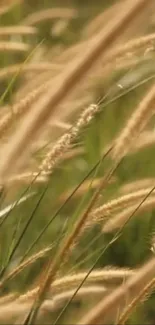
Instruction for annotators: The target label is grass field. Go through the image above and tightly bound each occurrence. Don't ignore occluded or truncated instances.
[0,0,155,324]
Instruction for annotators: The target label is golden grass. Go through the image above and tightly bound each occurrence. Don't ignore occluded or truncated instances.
[0,286,107,323]
[0,0,150,183]
[16,267,134,304]
[91,187,155,220]
[0,0,155,324]
[102,196,155,232]
[78,257,155,325]
[0,245,53,290]
[39,104,99,174]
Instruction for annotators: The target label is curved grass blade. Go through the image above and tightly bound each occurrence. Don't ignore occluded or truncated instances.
[0,185,48,279]
[53,185,155,325]
[22,155,122,325]
[20,145,114,263]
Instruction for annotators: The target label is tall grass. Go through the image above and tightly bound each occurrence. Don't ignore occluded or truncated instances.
[0,0,155,324]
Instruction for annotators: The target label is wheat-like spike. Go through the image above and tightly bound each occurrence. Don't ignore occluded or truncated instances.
[16,268,134,303]
[0,26,37,36]
[0,286,107,323]
[118,277,155,324]
[0,245,53,290]
[102,196,155,233]
[113,83,155,159]
[0,41,30,52]
[90,187,155,222]
[52,268,134,290]
[22,8,77,25]
[39,103,99,173]
[77,257,155,325]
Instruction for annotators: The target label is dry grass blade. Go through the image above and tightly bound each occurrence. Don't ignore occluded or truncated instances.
[90,187,155,222]
[0,0,151,183]
[77,257,155,325]
[0,245,53,290]
[102,196,155,233]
